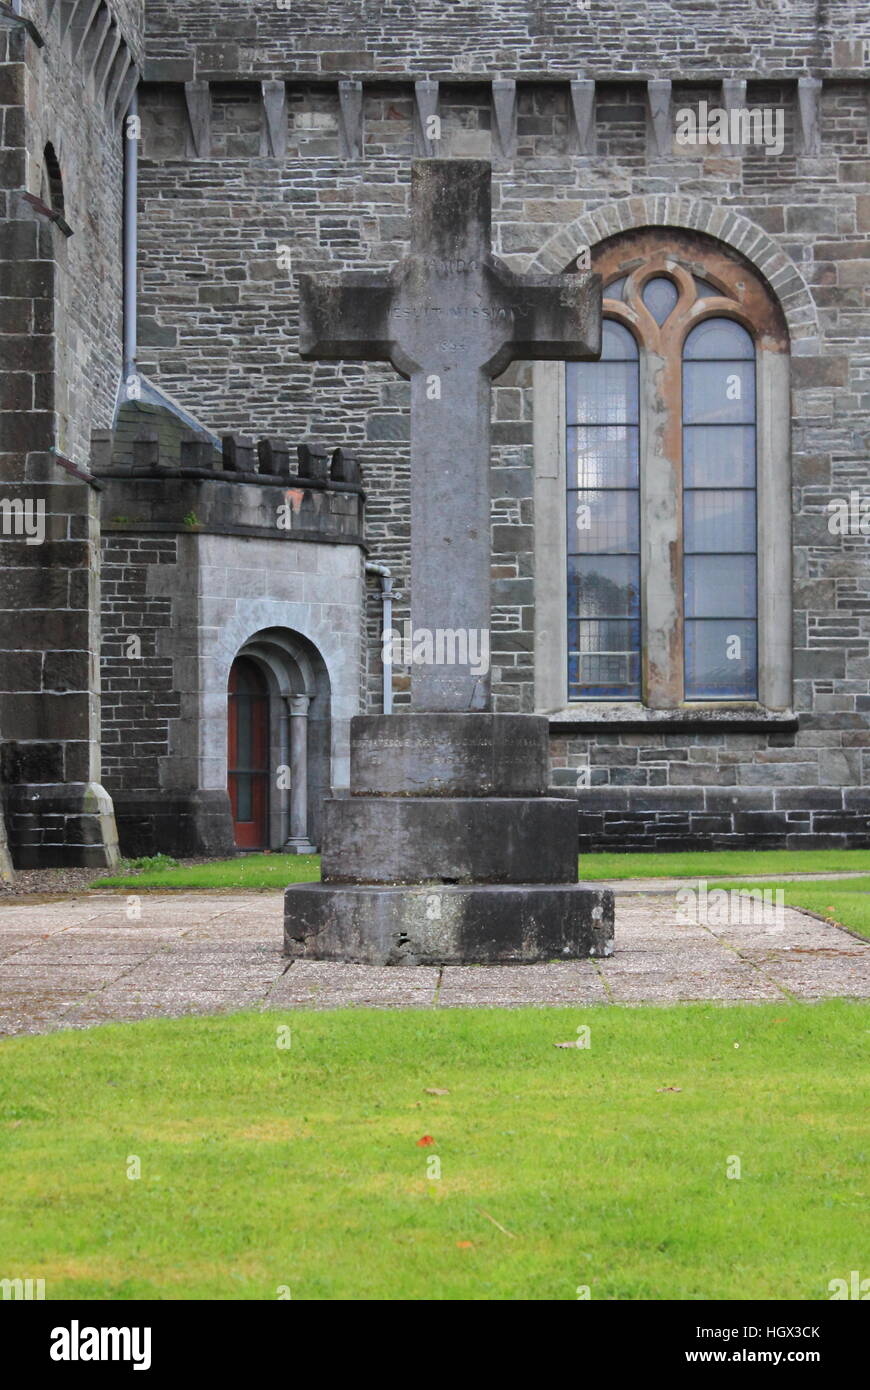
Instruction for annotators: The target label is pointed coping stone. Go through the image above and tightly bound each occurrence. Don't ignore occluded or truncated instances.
[222,434,256,472]
[330,447,361,484]
[297,439,331,481]
[257,437,291,476]
[58,0,78,42]
[492,79,517,161]
[115,65,140,128]
[647,78,672,157]
[93,24,123,103]
[185,81,211,158]
[261,80,287,158]
[81,5,111,82]
[68,0,101,62]
[797,76,822,156]
[105,48,132,116]
[339,80,364,159]
[414,80,440,157]
[721,78,748,155]
[570,79,596,154]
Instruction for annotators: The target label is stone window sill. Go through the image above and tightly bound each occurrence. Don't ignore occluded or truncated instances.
[545,703,799,735]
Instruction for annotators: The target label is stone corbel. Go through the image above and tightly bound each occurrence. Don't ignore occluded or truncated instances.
[339,79,364,159]
[797,76,822,156]
[185,80,212,158]
[721,78,748,156]
[492,79,517,161]
[414,79,440,157]
[569,78,596,155]
[261,80,288,158]
[647,78,672,158]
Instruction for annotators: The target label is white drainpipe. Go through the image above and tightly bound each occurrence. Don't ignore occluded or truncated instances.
[366,562,394,715]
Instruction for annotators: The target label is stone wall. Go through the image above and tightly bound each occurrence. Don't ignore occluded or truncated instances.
[128,2,870,846]
[0,2,142,866]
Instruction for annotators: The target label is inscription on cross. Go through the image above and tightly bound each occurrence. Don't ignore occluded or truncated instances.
[298,159,601,711]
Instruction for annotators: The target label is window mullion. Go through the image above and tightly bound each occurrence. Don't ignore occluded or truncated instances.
[640,343,684,707]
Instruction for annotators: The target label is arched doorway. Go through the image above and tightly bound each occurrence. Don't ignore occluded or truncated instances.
[227,657,270,849]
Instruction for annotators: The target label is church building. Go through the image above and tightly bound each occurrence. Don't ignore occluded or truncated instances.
[1,0,868,873]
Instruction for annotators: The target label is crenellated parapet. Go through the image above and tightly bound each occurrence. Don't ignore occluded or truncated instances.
[92,426,366,548]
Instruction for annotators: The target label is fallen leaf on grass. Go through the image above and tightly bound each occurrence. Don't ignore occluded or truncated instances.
[416,1134,436,1147]
[424,1087,450,1096]
[656,1086,682,1093]
[554,1042,581,1049]
[456,1241,474,1250]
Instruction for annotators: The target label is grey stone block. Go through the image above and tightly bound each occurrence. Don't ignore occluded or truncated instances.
[284,882,614,965]
[350,713,549,796]
[322,795,578,884]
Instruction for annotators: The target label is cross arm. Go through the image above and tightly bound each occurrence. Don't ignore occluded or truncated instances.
[297,271,397,362]
[489,264,602,368]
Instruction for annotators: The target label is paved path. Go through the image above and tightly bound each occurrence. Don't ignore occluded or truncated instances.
[0,890,868,1036]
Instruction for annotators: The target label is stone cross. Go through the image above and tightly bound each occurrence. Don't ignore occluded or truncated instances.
[297,159,601,711]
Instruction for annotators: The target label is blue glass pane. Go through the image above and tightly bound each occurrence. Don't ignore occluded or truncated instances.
[685,490,756,553]
[569,489,640,554]
[605,277,627,301]
[568,555,640,619]
[695,278,720,298]
[684,318,755,359]
[568,425,639,487]
[567,360,638,424]
[685,620,757,698]
[683,361,755,424]
[642,276,679,324]
[684,424,756,487]
[685,554,756,618]
[569,649,641,700]
[600,320,638,360]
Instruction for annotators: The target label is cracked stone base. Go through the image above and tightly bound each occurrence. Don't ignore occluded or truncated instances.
[284,883,615,965]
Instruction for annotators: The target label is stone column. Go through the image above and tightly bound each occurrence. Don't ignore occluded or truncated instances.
[284,694,316,853]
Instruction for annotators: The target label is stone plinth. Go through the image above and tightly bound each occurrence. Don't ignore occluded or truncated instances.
[284,883,613,966]
[285,713,614,964]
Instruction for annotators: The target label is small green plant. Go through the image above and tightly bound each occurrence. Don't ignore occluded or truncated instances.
[182,511,201,528]
[118,853,180,875]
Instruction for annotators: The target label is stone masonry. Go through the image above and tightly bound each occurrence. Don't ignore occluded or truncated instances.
[125,1,870,849]
[2,1,870,860]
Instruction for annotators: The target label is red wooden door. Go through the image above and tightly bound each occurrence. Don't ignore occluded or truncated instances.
[228,657,269,849]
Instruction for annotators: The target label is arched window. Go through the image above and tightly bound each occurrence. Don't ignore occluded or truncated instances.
[541,231,790,714]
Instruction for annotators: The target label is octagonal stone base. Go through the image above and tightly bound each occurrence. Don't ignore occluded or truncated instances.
[284,882,614,966]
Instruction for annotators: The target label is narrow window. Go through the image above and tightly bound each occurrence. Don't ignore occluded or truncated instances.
[566,320,641,699]
[682,319,758,698]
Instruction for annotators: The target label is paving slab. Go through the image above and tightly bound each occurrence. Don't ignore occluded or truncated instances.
[0,889,868,1035]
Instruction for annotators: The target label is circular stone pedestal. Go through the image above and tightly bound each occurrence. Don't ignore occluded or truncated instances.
[284,882,614,966]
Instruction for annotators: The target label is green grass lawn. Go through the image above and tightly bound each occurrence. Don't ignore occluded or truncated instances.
[714,878,870,942]
[91,847,870,890]
[0,1002,866,1300]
